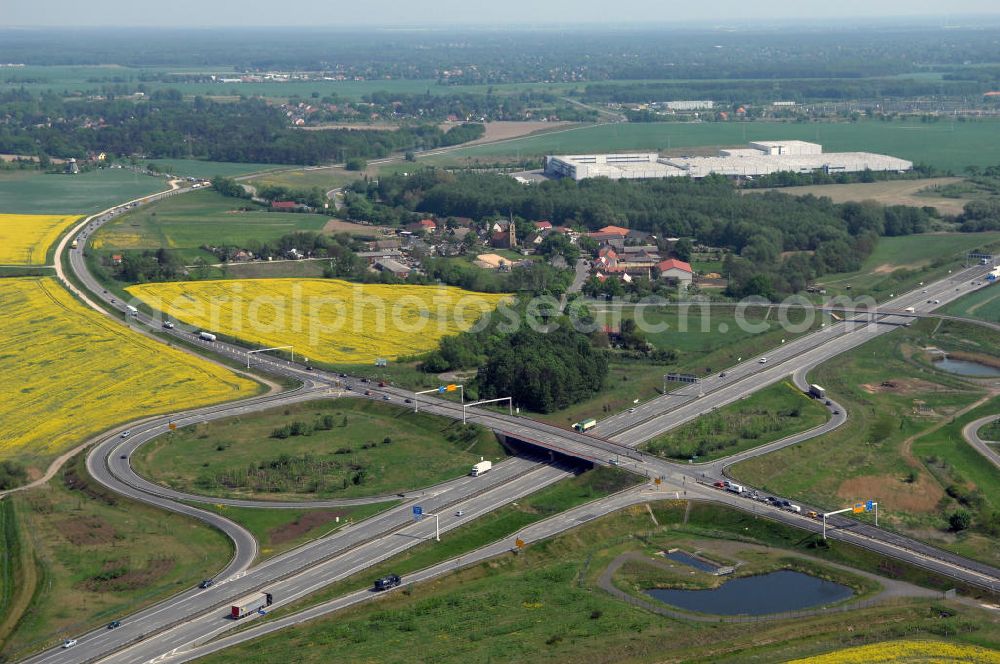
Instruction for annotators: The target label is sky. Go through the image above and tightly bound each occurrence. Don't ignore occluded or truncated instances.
[3,0,1000,28]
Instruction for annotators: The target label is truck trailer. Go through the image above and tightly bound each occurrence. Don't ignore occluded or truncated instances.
[471,459,492,477]
[573,418,597,432]
[198,331,217,342]
[808,384,826,399]
[125,305,138,317]
[230,592,272,619]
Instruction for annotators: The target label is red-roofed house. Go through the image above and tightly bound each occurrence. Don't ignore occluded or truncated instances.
[597,225,630,235]
[534,220,553,231]
[271,201,299,211]
[656,259,693,286]
[408,218,437,234]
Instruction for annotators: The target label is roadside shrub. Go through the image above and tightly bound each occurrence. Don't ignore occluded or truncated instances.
[949,509,971,532]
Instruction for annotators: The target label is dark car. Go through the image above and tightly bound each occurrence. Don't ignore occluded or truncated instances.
[199,579,214,589]
[107,621,121,630]
[373,574,401,592]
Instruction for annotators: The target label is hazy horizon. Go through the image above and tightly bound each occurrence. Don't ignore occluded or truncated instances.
[4,1,1000,29]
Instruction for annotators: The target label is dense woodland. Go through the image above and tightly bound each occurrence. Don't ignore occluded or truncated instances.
[477,326,609,413]
[0,90,484,164]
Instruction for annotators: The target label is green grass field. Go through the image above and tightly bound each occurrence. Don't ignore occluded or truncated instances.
[940,283,1000,323]
[191,501,399,562]
[0,169,167,215]
[133,399,507,502]
[89,188,331,263]
[197,499,1000,664]
[1,455,231,660]
[248,167,361,191]
[643,380,829,462]
[981,420,1000,442]
[423,119,1000,171]
[730,318,1000,565]
[815,232,1000,300]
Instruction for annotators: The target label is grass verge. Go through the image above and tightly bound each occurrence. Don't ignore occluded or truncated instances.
[643,380,829,462]
[133,399,506,502]
[191,501,400,563]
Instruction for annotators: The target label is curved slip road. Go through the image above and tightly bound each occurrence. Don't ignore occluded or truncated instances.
[963,414,1000,472]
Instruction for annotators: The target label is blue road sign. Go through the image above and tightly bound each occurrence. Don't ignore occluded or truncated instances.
[438,386,446,393]
[865,500,874,512]
[413,505,423,520]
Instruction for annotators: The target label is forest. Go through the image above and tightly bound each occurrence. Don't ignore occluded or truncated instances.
[0,89,484,164]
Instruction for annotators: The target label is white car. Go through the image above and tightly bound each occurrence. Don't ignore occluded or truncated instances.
[62,639,77,649]
[120,430,131,439]
[628,407,636,413]
[758,358,768,364]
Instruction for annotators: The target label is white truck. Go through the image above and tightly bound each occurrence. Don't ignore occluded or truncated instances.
[198,331,217,342]
[808,384,826,399]
[125,305,139,317]
[471,459,492,477]
[230,592,272,619]
[903,306,915,313]
[725,482,745,494]
[787,504,802,514]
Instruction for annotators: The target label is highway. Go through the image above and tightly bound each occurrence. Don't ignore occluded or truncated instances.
[20,181,1000,662]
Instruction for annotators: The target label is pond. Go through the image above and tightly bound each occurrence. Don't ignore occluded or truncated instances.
[664,550,720,573]
[645,569,853,616]
[933,358,1000,378]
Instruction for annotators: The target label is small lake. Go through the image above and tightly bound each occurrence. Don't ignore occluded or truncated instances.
[645,569,853,616]
[934,358,1000,377]
[664,550,720,573]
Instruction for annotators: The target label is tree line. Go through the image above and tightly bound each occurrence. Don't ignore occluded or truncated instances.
[0,90,487,165]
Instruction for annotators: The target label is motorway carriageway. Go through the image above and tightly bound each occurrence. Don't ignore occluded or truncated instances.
[26,184,1000,662]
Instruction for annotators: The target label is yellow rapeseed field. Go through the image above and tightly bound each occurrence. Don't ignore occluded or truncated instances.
[0,213,79,264]
[127,278,509,364]
[0,278,259,463]
[787,639,1000,663]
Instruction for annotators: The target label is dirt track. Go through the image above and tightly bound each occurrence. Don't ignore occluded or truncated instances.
[440,120,576,146]
[753,178,969,216]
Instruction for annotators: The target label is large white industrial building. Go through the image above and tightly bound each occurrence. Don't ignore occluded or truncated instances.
[543,141,912,181]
